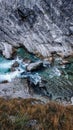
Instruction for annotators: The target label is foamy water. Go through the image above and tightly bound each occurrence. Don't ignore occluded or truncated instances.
[0,69,24,82]
[0,57,41,85]
[0,55,73,104]
[49,66,61,78]
[0,60,15,69]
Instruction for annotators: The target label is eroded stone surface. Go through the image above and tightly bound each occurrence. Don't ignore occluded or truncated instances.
[27,61,43,71]
[2,42,13,59]
[0,78,31,99]
[0,0,73,58]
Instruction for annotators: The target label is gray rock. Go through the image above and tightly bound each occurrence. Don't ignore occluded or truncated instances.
[11,61,19,72]
[69,26,73,34]
[2,42,13,59]
[27,61,43,71]
[43,59,51,67]
[26,120,38,127]
[23,59,31,64]
[11,61,19,68]
[0,0,73,58]
[0,78,31,99]
[0,78,50,102]
[71,97,73,105]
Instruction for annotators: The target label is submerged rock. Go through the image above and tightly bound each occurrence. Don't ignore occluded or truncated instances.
[0,0,73,58]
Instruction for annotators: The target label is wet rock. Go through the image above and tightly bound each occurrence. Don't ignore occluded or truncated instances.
[11,61,19,72]
[1,80,8,84]
[12,61,19,68]
[27,77,50,98]
[23,58,31,64]
[39,79,47,88]
[27,61,43,71]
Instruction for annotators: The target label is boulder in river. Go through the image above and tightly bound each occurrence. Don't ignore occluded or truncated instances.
[27,61,43,71]
[11,61,19,72]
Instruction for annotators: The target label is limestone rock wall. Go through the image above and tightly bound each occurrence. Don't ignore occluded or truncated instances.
[0,0,73,58]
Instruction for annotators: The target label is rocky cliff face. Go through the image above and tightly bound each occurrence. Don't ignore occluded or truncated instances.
[0,0,73,58]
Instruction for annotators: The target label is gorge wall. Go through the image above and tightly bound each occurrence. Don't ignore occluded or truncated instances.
[0,0,73,58]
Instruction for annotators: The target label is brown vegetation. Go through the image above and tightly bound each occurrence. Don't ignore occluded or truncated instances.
[0,98,73,130]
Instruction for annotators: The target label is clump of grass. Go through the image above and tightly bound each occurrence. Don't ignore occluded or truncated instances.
[0,98,73,130]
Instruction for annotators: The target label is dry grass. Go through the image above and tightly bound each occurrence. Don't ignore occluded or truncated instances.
[0,98,73,130]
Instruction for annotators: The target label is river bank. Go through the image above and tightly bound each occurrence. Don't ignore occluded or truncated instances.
[0,48,73,105]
